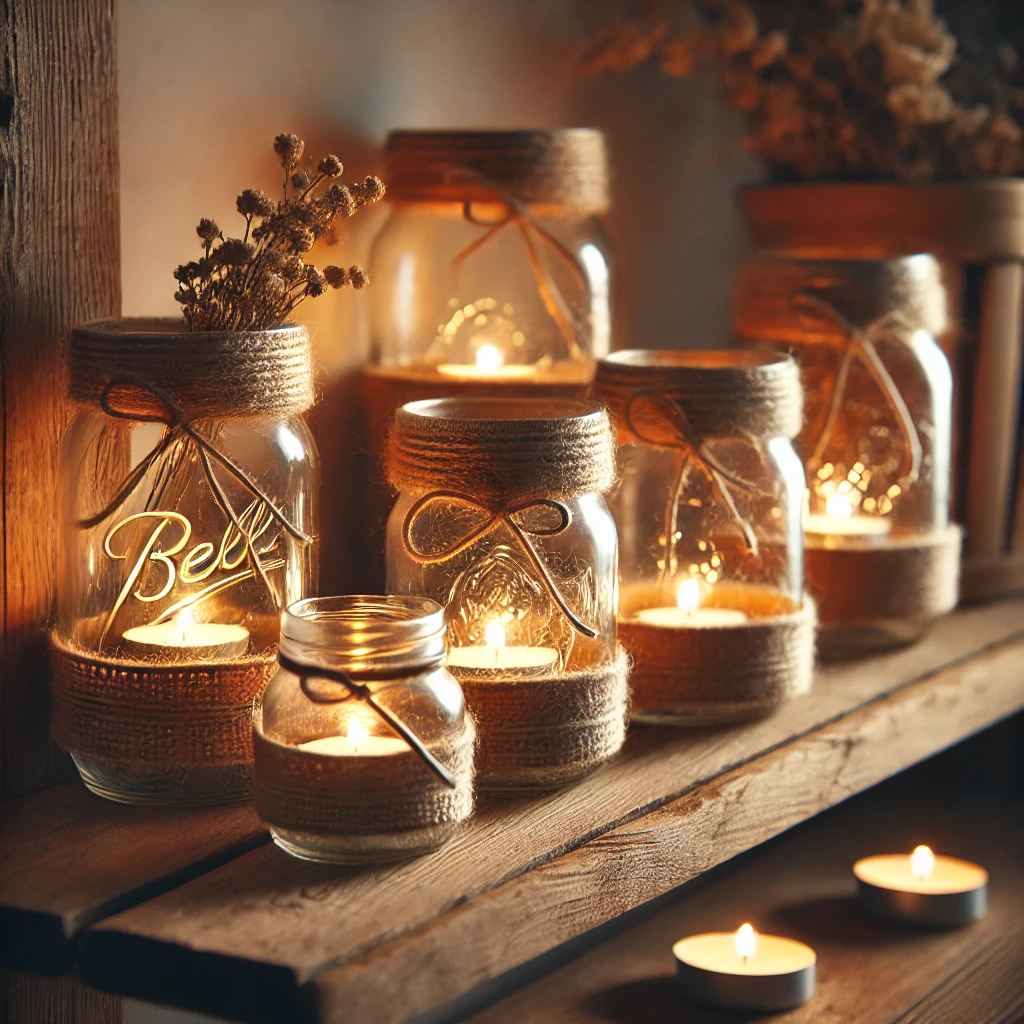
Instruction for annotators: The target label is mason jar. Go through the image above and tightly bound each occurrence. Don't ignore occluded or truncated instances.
[595,350,815,724]
[51,318,318,804]
[384,397,628,788]
[255,596,475,863]
[734,254,960,654]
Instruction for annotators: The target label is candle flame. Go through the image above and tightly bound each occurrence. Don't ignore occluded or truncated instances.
[475,344,504,374]
[484,620,506,649]
[176,606,196,643]
[911,845,935,879]
[675,576,703,614]
[347,718,369,755]
[825,493,854,519]
[735,923,757,961]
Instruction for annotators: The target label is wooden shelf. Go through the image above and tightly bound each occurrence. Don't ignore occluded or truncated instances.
[469,754,1024,1024]
[2,599,1022,1022]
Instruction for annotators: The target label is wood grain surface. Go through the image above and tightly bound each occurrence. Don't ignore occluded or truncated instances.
[0,783,266,975]
[1,972,120,1024]
[0,0,121,797]
[468,755,1024,1024]
[76,601,1024,1023]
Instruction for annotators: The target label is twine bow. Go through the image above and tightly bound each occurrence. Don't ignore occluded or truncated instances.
[791,292,922,486]
[278,651,457,788]
[446,166,588,361]
[624,392,760,586]
[402,491,598,639]
[80,375,313,606]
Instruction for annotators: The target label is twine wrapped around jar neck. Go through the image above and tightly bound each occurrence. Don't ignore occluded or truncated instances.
[385,129,609,214]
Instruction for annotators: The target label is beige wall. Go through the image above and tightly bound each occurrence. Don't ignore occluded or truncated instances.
[118,0,759,588]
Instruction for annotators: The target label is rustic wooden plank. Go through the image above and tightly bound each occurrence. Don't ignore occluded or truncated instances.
[314,637,1024,1024]
[466,763,1024,1024]
[1,0,121,796]
[1,971,121,1024]
[76,601,1024,1023]
[0,783,266,975]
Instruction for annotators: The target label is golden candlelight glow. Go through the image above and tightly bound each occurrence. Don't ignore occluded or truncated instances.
[475,344,504,374]
[911,845,935,880]
[825,492,854,519]
[735,923,757,961]
[484,620,506,649]
[347,717,369,756]
[676,576,703,613]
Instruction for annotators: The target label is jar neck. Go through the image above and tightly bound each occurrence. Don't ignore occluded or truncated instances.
[279,597,446,677]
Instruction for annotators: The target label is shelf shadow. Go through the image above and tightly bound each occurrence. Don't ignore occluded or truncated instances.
[584,976,779,1023]
[764,896,927,949]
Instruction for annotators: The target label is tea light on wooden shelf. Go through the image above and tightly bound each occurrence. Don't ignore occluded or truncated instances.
[436,344,537,381]
[122,608,250,660]
[297,718,409,757]
[673,923,816,1012]
[805,494,893,545]
[854,845,988,926]
[446,621,559,678]
[629,577,749,629]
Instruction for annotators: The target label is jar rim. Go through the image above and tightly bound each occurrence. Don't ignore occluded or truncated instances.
[399,396,604,425]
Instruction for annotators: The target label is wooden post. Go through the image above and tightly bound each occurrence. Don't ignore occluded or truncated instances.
[1,0,120,796]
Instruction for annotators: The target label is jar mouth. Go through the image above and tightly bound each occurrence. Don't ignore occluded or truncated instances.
[601,349,791,372]
[280,596,447,675]
[400,396,604,425]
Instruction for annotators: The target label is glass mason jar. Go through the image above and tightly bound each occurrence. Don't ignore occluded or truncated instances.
[385,397,626,788]
[255,596,475,864]
[596,350,815,724]
[734,255,960,655]
[51,318,318,805]
[358,129,612,586]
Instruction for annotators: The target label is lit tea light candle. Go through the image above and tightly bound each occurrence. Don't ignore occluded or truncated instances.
[631,577,749,628]
[446,620,558,677]
[123,608,250,660]
[854,845,988,926]
[436,343,536,380]
[673,923,816,1012]
[298,717,409,757]
[805,493,893,543]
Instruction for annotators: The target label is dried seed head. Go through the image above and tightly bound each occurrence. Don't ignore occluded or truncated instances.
[280,254,305,279]
[288,225,316,253]
[326,183,356,217]
[317,155,343,177]
[237,188,275,218]
[348,265,369,289]
[196,218,220,244]
[214,238,254,266]
[274,133,305,169]
[291,171,310,191]
[323,265,348,287]
[305,265,327,297]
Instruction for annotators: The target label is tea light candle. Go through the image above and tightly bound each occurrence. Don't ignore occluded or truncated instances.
[630,577,749,629]
[673,923,816,1012]
[854,845,988,926]
[805,494,892,543]
[298,718,408,757]
[436,344,536,380]
[446,621,558,677]
[123,609,250,660]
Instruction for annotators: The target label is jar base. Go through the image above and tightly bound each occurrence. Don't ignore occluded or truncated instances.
[270,823,457,864]
[816,618,934,660]
[631,703,781,727]
[72,753,252,806]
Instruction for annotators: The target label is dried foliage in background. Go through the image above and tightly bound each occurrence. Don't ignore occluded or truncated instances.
[575,0,1024,181]
[175,134,386,331]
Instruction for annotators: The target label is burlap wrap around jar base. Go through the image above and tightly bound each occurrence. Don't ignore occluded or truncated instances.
[49,633,275,773]
[252,708,476,863]
[621,602,816,726]
[806,525,962,658]
[452,648,630,790]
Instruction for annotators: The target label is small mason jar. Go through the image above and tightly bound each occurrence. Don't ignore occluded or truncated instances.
[254,596,475,863]
[51,318,318,805]
[595,350,815,724]
[358,129,612,583]
[734,255,960,654]
[385,397,628,788]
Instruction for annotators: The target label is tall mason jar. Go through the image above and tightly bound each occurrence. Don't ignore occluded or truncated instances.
[51,318,318,804]
[384,397,628,788]
[596,351,815,724]
[734,255,960,654]
[358,129,612,584]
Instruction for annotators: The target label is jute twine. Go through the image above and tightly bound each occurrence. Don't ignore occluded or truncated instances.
[386,397,616,504]
[49,634,275,769]
[453,648,630,789]
[385,129,609,213]
[252,708,476,835]
[70,318,315,419]
[619,586,816,724]
[594,349,803,443]
[806,525,962,626]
